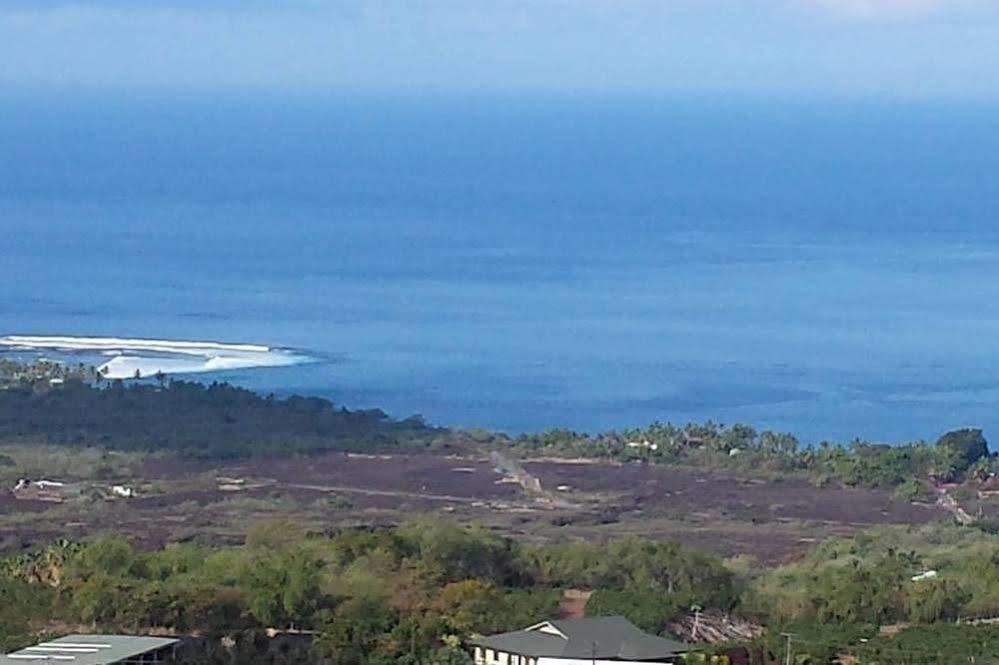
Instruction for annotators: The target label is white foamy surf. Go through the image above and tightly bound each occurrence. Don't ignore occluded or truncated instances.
[0,335,311,379]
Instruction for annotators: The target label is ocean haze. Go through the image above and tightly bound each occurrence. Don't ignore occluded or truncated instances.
[3,93,999,442]
[4,1,999,99]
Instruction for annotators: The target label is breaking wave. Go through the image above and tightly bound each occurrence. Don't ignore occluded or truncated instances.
[0,335,312,379]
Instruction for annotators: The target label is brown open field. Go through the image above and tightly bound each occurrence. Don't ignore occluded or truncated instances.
[0,451,950,563]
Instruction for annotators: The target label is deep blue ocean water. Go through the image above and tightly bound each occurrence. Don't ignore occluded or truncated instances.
[3,93,999,443]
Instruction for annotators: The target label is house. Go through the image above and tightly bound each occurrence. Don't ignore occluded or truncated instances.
[0,634,178,664]
[469,616,690,665]
[11,478,65,503]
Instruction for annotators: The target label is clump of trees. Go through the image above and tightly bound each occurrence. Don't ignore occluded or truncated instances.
[851,623,999,664]
[936,428,990,475]
[744,523,999,627]
[521,538,738,631]
[754,622,999,664]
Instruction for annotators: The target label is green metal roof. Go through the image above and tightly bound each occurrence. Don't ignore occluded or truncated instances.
[0,634,178,665]
[470,616,690,660]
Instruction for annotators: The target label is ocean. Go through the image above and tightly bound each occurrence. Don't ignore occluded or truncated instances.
[3,92,999,443]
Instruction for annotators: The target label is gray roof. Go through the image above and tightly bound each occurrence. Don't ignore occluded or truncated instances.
[470,616,690,660]
[0,634,178,665]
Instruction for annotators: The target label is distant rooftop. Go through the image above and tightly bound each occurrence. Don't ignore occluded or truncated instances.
[0,635,178,665]
[470,616,689,660]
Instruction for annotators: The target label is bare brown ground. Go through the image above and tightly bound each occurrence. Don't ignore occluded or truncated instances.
[0,452,950,563]
[523,461,941,525]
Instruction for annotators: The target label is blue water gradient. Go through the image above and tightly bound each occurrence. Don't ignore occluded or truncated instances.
[3,94,999,442]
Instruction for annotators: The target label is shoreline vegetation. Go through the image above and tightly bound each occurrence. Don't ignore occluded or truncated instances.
[3,359,999,664]
[0,360,993,494]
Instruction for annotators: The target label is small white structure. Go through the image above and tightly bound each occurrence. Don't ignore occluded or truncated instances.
[216,477,245,485]
[470,616,689,665]
[626,441,659,452]
[13,479,66,492]
[912,570,938,582]
[111,485,135,499]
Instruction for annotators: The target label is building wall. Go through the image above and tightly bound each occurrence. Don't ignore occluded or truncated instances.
[537,658,681,665]
[474,647,539,665]
[473,649,679,665]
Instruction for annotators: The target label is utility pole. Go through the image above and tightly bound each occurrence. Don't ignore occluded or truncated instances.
[690,604,702,642]
[780,632,794,665]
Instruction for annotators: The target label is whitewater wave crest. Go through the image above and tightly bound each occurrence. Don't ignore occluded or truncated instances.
[0,335,312,379]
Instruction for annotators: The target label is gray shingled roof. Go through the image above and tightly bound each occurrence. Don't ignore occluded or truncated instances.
[470,616,689,660]
[0,634,177,665]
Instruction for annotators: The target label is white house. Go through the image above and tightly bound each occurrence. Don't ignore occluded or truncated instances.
[470,616,689,665]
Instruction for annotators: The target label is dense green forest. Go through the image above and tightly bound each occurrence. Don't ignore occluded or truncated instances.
[0,520,736,663]
[4,522,999,664]
[0,376,439,458]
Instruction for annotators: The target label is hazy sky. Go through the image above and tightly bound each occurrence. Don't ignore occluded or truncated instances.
[2,0,999,99]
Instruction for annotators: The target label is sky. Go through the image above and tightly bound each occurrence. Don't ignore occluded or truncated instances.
[1,0,999,99]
